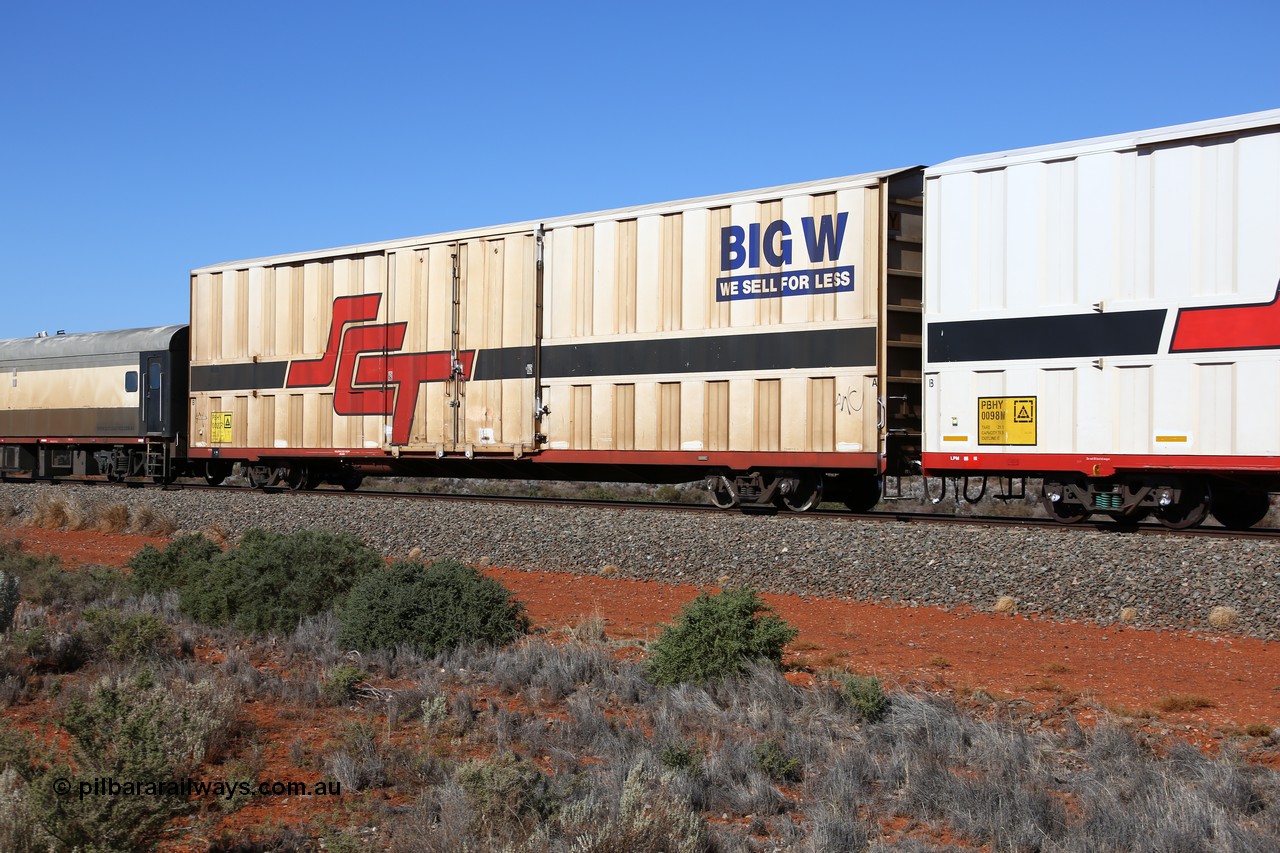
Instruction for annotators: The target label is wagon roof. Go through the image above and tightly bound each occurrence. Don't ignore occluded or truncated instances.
[0,325,188,362]
[927,108,1280,176]
[192,166,921,273]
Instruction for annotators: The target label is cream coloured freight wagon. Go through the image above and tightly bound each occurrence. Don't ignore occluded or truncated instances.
[188,168,924,508]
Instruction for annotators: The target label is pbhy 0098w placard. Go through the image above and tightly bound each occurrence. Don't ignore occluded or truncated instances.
[977,397,1036,446]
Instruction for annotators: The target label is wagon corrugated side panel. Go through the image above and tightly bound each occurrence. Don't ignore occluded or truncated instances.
[923,109,1280,477]
[538,169,919,472]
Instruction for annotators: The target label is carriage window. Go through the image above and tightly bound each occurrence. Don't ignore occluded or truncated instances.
[9,369,15,388]
[148,363,161,390]
[125,371,138,392]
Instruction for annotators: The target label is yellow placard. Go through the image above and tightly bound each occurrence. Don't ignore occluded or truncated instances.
[977,397,1036,446]
[211,412,233,444]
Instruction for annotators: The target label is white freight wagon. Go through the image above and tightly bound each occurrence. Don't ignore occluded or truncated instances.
[922,108,1280,528]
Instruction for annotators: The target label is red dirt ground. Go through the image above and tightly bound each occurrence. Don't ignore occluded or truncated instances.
[8,526,1280,733]
[5,525,1280,849]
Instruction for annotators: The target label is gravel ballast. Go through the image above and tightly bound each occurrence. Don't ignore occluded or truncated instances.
[2,481,1278,640]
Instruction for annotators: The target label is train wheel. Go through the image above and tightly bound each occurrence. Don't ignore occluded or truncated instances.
[284,465,311,491]
[246,465,275,489]
[1210,489,1270,530]
[707,475,738,509]
[204,461,229,487]
[775,473,823,512]
[843,475,882,513]
[1154,480,1210,530]
[340,470,363,492]
[1041,482,1087,524]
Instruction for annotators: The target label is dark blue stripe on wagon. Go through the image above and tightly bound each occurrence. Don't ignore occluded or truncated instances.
[927,310,1167,363]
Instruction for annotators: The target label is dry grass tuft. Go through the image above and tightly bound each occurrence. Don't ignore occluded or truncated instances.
[1119,606,1138,623]
[28,494,70,529]
[992,595,1017,614]
[927,655,951,669]
[716,574,732,586]
[1042,662,1073,674]
[202,522,230,547]
[1207,606,1238,629]
[95,503,130,534]
[598,564,618,577]
[128,504,177,536]
[1155,694,1218,713]
[1243,723,1273,737]
[0,503,16,525]
[406,546,423,561]
[567,609,607,645]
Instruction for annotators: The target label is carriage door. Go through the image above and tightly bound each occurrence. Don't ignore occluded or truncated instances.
[450,233,540,456]
[142,353,167,435]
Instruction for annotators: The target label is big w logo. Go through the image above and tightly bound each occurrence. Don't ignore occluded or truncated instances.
[285,294,474,445]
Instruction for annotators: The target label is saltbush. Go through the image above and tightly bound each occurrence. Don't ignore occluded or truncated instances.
[177,529,383,634]
[128,533,221,595]
[321,663,368,705]
[645,587,797,686]
[1,670,238,852]
[337,559,528,656]
[80,608,173,662]
[0,544,125,607]
[836,673,889,722]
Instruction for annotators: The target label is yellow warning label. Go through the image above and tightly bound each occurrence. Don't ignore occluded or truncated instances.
[977,397,1036,446]
[211,412,233,444]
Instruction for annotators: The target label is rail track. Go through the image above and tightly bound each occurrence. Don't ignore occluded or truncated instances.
[10,475,1280,542]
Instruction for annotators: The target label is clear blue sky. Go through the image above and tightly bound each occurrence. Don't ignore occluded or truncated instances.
[2,1,1276,339]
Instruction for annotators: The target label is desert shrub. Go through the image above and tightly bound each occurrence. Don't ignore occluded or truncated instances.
[659,741,702,774]
[551,761,706,853]
[0,572,17,634]
[420,694,449,728]
[456,754,555,827]
[646,587,797,686]
[128,533,221,595]
[4,670,238,852]
[836,673,889,722]
[179,529,383,634]
[754,738,802,783]
[11,624,90,673]
[321,663,367,705]
[0,548,125,608]
[80,608,173,661]
[0,766,57,853]
[337,559,528,656]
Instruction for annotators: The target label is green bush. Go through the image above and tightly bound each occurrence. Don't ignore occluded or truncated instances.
[836,673,888,722]
[645,587,798,686]
[753,738,802,782]
[80,609,173,662]
[337,559,529,656]
[1,671,238,852]
[0,546,125,608]
[321,663,368,705]
[178,529,383,634]
[128,533,220,595]
[456,754,554,826]
[0,571,18,634]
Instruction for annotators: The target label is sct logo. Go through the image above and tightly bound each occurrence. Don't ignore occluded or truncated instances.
[285,294,473,445]
[720,213,849,271]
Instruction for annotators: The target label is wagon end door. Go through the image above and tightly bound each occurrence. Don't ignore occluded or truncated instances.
[141,351,169,436]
